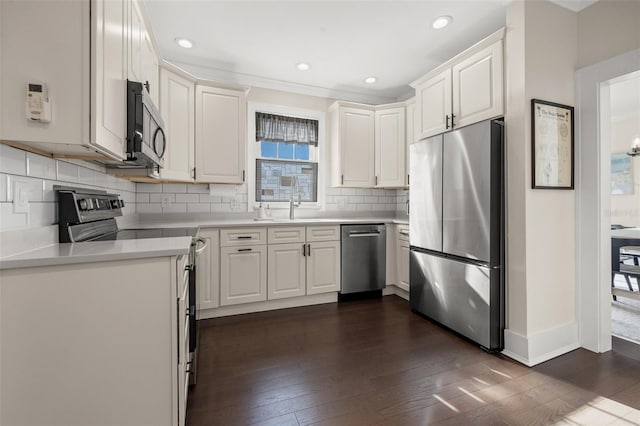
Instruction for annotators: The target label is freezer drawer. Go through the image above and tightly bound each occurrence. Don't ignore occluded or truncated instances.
[410,249,503,350]
[340,224,386,294]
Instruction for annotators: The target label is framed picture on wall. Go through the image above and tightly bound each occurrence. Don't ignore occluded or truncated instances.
[611,153,634,195]
[531,99,575,189]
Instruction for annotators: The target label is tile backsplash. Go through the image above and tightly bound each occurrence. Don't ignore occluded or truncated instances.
[0,143,408,232]
[0,144,136,231]
[136,182,404,215]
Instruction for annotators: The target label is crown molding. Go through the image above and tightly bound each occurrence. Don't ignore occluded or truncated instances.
[166,60,398,105]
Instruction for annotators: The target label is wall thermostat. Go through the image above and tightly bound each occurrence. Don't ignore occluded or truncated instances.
[26,82,52,123]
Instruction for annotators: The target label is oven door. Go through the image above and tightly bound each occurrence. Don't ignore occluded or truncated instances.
[189,237,208,385]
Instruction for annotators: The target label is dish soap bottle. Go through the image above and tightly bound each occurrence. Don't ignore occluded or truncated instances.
[258,202,267,219]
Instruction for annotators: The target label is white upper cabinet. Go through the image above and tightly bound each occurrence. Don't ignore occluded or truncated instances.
[0,0,165,161]
[375,105,406,188]
[129,0,159,104]
[452,39,503,129]
[411,29,504,140]
[1,0,129,160]
[195,85,247,184]
[405,98,415,186]
[415,69,452,140]
[159,68,195,182]
[329,103,375,187]
[91,0,128,160]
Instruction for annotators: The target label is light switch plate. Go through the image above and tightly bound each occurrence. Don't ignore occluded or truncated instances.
[161,194,172,208]
[13,182,30,213]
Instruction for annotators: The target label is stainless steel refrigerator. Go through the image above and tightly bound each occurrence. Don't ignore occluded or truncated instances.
[409,119,505,351]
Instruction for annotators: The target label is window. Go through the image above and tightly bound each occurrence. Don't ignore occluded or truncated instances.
[254,111,320,204]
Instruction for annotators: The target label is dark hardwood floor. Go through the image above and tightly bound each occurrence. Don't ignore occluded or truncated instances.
[187,296,640,425]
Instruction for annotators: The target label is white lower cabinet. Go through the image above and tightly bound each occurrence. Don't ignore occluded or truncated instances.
[0,255,188,426]
[306,241,341,295]
[397,225,410,292]
[220,245,267,306]
[196,229,220,311]
[268,243,306,299]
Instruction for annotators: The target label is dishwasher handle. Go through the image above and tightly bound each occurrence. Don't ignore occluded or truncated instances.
[348,231,381,237]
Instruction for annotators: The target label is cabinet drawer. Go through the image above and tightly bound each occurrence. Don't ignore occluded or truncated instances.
[268,226,305,244]
[220,227,267,247]
[397,225,410,242]
[306,225,340,242]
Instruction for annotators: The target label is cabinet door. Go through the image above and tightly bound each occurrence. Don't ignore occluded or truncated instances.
[397,242,410,292]
[195,86,246,184]
[91,0,128,159]
[306,241,340,295]
[267,243,306,300]
[159,69,195,182]
[128,0,144,83]
[142,31,159,106]
[340,107,375,187]
[452,40,503,128]
[415,68,451,140]
[375,107,406,188]
[91,0,127,159]
[220,245,266,306]
[405,100,415,186]
[196,229,220,311]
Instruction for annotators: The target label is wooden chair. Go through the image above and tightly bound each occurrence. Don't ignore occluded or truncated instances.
[612,237,640,300]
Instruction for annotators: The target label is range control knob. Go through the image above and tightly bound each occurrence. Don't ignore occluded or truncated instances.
[111,199,120,209]
[78,199,89,211]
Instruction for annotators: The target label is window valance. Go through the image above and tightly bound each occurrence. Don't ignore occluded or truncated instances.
[256,112,318,146]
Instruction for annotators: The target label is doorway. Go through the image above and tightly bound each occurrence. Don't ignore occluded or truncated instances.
[576,49,640,355]
[605,72,640,349]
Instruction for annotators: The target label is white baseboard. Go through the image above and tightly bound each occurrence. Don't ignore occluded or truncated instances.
[503,322,580,366]
[197,292,337,319]
[383,285,409,301]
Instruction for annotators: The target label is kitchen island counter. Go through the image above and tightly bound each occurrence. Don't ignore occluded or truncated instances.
[0,236,192,270]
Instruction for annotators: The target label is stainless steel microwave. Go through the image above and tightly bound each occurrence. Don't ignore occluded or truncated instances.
[126,80,165,168]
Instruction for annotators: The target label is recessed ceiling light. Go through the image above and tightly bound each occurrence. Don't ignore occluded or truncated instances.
[175,38,193,49]
[432,15,452,29]
[296,63,311,71]
[364,76,377,84]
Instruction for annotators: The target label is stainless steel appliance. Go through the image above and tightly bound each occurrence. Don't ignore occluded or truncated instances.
[55,186,204,384]
[125,80,166,169]
[340,224,386,294]
[409,119,505,351]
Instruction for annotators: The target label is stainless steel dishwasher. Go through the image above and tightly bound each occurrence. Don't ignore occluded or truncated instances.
[340,224,387,294]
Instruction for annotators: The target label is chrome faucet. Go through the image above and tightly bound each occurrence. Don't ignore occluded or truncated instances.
[289,175,301,220]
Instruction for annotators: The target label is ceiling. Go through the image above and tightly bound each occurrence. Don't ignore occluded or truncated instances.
[143,0,596,104]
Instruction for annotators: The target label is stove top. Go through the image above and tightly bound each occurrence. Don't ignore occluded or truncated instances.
[89,227,199,242]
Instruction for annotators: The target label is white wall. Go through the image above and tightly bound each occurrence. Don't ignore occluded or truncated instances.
[577,0,640,69]
[504,0,579,365]
[0,144,136,231]
[609,116,640,227]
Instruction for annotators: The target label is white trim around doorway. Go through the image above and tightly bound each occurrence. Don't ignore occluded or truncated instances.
[575,49,640,353]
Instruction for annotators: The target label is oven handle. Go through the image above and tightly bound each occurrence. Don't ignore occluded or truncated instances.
[195,238,208,255]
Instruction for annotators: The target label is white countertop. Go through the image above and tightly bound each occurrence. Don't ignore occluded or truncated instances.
[0,237,192,270]
[127,217,409,229]
[0,215,409,270]
[611,228,640,239]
